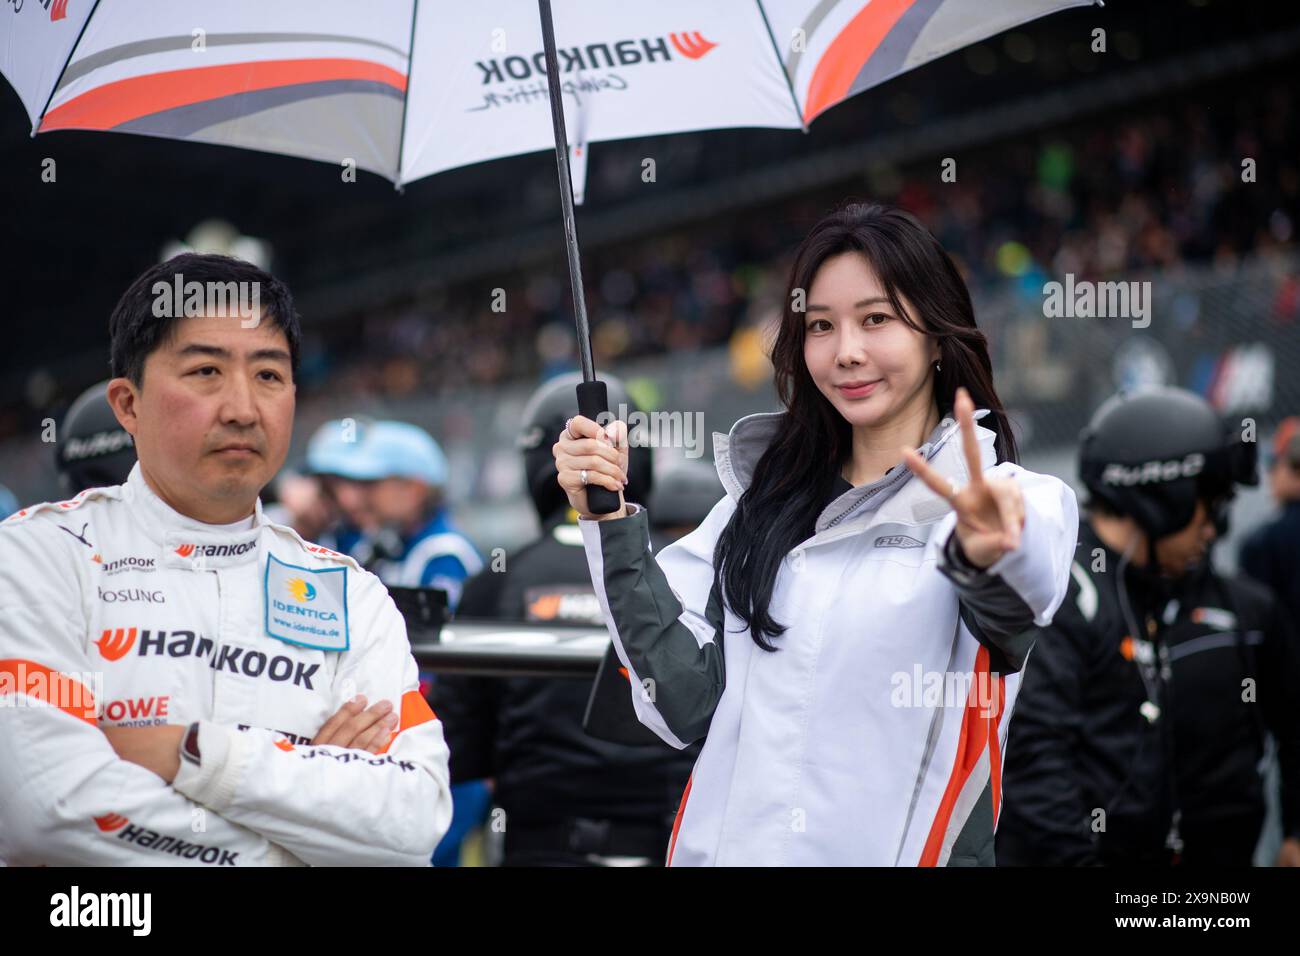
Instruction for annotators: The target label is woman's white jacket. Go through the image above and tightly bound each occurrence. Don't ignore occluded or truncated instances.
[578,408,1078,866]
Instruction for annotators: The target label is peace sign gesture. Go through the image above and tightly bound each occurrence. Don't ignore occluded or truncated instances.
[901,387,1024,570]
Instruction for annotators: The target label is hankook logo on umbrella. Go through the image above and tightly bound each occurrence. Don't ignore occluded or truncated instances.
[669,31,717,59]
[10,0,70,21]
[474,31,719,87]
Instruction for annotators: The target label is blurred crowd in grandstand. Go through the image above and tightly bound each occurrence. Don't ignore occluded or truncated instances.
[297,72,1298,406]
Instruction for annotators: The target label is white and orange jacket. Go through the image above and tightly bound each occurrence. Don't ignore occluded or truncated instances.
[0,464,452,866]
[579,409,1078,866]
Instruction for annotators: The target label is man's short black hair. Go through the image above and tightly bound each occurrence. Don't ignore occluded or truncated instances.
[109,253,301,386]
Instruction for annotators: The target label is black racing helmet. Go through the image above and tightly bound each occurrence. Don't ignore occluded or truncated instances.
[517,371,652,522]
[1079,386,1257,540]
[648,457,726,531]
[56,380,136,495]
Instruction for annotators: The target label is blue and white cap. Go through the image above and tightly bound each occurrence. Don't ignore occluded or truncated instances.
[358,421,449,485]
[308,420,448,486]
[305,418,373,478]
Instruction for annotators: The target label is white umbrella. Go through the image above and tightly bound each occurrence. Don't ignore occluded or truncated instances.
[7,0,1094,184]
[3,0,1095,511]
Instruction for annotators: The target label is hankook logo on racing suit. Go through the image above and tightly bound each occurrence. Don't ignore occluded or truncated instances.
[93,814,240,865]
[174,541,256,559]
[91,626,321,688]
[99,555,157,575]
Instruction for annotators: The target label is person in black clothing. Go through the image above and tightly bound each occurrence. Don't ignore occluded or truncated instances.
[646,457,726,542]
[1240,417,1300,628]
[429,373,700,866]
[997,387,1300,867]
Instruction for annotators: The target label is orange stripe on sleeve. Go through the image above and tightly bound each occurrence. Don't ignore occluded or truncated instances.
[378,689,438,754]
[0,658,98,724]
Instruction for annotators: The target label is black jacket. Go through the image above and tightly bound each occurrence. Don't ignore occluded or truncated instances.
[1240,500,1300,626]
[429,512,699,839]
[997,519,1300,866]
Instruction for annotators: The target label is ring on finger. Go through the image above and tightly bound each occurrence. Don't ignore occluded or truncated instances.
[580,469,589,486]
[565,417,577,440]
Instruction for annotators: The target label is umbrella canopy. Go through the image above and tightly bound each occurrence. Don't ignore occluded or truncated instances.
[6,0,1094,188]
[4,0,1094,515]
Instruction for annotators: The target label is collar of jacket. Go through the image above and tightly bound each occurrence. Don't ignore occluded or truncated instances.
[124,461,266,568]
[711,406,998,542]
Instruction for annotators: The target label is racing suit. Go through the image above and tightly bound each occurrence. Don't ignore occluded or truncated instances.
[0,463,453,866]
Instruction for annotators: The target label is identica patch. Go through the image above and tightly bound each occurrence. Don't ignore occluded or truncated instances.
[264,553,349,651]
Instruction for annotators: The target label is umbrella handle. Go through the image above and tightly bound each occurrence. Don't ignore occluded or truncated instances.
[576,380,622,515]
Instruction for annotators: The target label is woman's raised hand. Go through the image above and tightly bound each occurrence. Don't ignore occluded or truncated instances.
[901,387,1025,569]
[553,414,629,519]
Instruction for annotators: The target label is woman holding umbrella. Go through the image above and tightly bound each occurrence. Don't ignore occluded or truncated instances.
[552,203,1078,866]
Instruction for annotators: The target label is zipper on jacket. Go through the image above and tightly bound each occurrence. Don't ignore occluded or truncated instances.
[819,420,959,533]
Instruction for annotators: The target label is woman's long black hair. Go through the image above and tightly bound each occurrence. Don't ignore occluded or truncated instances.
[713,202,1018,651]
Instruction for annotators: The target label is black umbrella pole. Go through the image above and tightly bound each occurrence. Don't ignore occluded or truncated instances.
[537,0,620,514]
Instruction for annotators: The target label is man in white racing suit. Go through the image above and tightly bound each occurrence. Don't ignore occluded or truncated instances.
[0,253,452,866]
